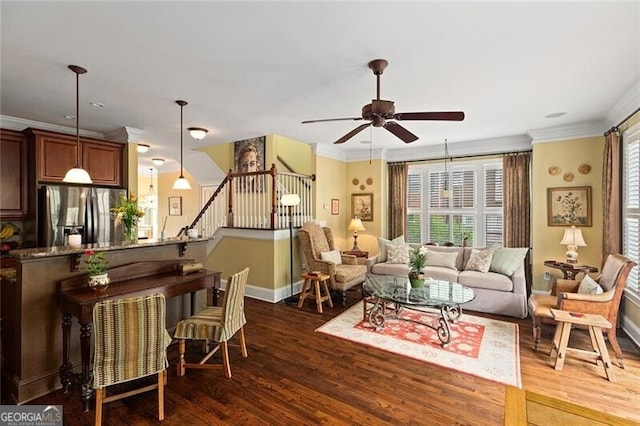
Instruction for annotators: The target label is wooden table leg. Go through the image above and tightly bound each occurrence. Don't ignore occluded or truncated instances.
[59,313,74,393]
[322,280,333,308]
[550,320,563,357]
[591,326,616,382]
[79,322,93,412]
[314,280,323,313]
[297,278,310,308]
[554,321,572,371]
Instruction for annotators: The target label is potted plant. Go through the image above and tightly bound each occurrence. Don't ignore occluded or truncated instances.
[111,193,145,243]
[83,249,110,290]
[408,246,428,288]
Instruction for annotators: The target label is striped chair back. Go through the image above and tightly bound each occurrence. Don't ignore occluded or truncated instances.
[92,293,169,389]
[218,267,250,342]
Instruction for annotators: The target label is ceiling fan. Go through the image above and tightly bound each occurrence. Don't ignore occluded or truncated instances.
[302,59,465,144]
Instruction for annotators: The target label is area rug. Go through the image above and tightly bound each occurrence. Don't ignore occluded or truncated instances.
[316,301,521,387]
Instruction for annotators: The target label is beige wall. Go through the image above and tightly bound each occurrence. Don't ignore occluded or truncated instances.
[314,155,347,246]
[157,169,199,236]
[531,136,605,291]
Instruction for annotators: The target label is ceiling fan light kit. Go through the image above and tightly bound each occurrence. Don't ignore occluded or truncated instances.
[302,58,465,145]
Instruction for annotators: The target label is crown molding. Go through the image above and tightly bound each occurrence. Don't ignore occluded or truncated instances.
[104,126,144,143]
[344,147,386,162]
[313,142,348,161]
[528,120,606,144]
[606,78,640,128]
[0,114,104,138]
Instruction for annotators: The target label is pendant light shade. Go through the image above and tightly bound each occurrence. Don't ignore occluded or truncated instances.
[173,100,191,190]
[63,65,92,184]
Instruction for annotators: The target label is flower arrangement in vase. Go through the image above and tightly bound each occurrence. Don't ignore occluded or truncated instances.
[408,246,428,288]
[111,193,145,243]
[83,249,110,290]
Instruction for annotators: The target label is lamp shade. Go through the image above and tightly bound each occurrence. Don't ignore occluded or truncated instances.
[348,218,365,232]
[63,167,92,184]
[280,193,300,206]
[172,176,191,190]
[188,127,208,140]
[62,64,92,184]
[560,226,586,247]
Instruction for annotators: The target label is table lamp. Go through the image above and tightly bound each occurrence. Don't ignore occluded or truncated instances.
[348,218,366,251]
[560,225,586,263]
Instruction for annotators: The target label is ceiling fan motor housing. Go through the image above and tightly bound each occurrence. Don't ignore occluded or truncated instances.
[363,100,395,126]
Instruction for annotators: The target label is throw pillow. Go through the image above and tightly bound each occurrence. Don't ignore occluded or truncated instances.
[386,243,410,264]
[377,235,405,263]
[320,249,342,265]
[489,247,528,276]
[425,250,458,270]
[577,275,604,294]
[465,247,495,273]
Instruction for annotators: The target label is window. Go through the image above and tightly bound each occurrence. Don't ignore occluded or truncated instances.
[623,123,640,291]
[406,159,503,246]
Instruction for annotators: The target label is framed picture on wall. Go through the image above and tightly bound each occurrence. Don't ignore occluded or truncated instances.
[547,186,592,226]
[169,196,182,216]
[331,199,339,215]
[351,193,373,221]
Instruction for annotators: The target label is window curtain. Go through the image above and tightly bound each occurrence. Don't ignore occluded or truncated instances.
[602,127,621,263]
[388,162,407,239]
[503,151,531,293]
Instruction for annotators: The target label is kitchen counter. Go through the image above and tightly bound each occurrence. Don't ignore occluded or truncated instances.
[9,236,210,260]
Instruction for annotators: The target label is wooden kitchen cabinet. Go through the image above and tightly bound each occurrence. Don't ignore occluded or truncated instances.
[0,129,31,218]
[25,128,124,186]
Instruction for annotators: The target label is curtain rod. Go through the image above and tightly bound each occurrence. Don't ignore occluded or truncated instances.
[389,148,532,165]
[605,105,640,136]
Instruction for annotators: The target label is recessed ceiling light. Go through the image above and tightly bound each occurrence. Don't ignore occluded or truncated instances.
[64,115,76,120]
[151,158,165,166]
[545,112,566,118]
[90,102,105,108]
[137,143,150,153]
[360,140,372,144]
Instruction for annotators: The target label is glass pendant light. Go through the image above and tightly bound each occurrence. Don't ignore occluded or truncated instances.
[173,100,191,190]
[63,65,92,184]
[440,139,451,198]
[146,168,156,206]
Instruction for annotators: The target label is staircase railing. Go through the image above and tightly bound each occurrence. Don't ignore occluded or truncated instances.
[181,164,315,238]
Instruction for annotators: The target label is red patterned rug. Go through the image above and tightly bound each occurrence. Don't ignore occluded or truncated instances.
[316,301,521,387]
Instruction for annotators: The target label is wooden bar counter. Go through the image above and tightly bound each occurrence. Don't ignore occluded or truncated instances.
[2,237,215,404]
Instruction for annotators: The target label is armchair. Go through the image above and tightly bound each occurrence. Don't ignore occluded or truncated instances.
[298,222,367,306]
[528,253,637,367]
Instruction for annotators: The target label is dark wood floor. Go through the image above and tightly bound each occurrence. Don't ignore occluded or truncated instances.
[30,292,640,425]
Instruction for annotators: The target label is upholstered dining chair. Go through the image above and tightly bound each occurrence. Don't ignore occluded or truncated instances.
[528,253,637,367]
[298,222,367,306]
[174,267,250,378]
[92,293,171,426]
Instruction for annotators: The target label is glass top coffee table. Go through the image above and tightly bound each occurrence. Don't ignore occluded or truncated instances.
[363,274,476,346]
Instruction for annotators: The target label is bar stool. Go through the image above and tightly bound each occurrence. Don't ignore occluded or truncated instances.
[298,272,333,313]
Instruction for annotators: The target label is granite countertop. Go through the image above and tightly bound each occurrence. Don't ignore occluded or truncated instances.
[9,236,211,260]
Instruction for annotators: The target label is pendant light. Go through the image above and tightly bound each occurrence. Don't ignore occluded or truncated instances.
[63,65,92,184]
[173,100,191,190]
[146,168,156,206]
[439,139,451,198]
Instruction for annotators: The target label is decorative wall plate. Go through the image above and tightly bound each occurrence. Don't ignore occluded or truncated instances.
[548,166,561,176]
[366,178,373,185]
[360,184,365,190]
[563,172,574,182]
[578,164,591,174]
[352,178,359,185]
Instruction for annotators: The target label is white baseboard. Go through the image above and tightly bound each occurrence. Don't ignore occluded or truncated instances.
[219,278,303,303]
[621,313,640,350]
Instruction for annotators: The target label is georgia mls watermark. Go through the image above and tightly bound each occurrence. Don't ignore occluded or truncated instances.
[0,405,62,426]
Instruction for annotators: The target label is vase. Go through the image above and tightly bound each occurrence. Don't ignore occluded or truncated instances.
[408,272,425,288]
[88,273,110,291]
[124,225,137,244]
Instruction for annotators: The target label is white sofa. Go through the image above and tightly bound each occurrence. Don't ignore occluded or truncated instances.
[366,245,529,318]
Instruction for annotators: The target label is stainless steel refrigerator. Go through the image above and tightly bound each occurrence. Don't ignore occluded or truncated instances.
[38,185,127,247]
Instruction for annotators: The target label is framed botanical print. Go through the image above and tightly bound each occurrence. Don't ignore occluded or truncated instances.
[169,196,182,216]
[547,186,592,227]
[351,193,373,222]
[331,199,339,215]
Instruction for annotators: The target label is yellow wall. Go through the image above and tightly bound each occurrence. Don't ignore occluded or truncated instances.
[345,159,386,254]
[315,155,347,246]
[271,134,313,174]
[532,136,605,291]
[157,169,199,236]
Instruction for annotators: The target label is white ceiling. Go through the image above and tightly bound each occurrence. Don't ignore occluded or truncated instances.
[2,1,639,173]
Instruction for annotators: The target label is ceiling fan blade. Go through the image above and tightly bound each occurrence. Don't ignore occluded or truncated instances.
[334,123,371,144]
[383,121,418,143]
[393,111,465,121]
[301,117,363,124]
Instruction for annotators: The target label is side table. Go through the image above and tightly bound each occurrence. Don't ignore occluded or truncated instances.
[298,272,333,313]
[544,260,598,280]
[550,309,616,382]
[342,250,369,258]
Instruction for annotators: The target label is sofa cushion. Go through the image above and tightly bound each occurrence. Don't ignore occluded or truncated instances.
[426,250,458,270]
[424,266,459,282]
[334,264,367,290]
[370,262,409,276]
[320,249,342,265]
[465,248,495,273]
[377,235,405,263]
[489,247,528,276]
[458,270,514,292]
[387,243,410,264]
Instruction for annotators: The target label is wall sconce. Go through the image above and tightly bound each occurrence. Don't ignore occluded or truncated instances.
[172,100,191,190]
[137,143,150,153]
[151,158,165,166]
[188,127,208,140]
[347,218,366,251]
[560,225,586,263]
